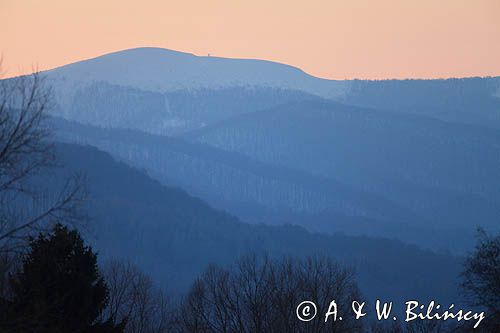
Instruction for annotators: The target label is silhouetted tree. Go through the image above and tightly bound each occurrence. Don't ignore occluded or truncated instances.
[460,228,500,312]
[102,259,173,333]
[178,255,362,333]
[455,228,500,331]
[0,66,86,254]
[0,224,124,332]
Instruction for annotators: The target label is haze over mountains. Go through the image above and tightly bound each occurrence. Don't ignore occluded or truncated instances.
[37,47,500,251]
[45,142,461,309]
[6,47,498,305]
[45,47,500,137]
[185,101,500,231]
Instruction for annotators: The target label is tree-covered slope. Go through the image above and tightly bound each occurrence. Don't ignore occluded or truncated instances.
[47,142,461,309]
[185,100,500,243]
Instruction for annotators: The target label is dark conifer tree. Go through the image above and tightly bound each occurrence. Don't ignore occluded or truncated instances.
[0,224,125,333]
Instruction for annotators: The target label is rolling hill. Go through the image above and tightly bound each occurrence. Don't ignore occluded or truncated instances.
[45,142,462,309]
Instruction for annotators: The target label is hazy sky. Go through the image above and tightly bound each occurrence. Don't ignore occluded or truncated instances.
[1,0,499,79]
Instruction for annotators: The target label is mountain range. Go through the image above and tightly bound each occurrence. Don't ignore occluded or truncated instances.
[3,47,498,306]
[32,48,499,254]
[44,47,500,134]
[46,142,461,309]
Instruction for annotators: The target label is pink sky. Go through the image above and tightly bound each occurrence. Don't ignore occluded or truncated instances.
[1,0,499,79]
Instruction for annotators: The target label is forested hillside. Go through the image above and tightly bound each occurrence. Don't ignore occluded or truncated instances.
[44,142,461,309]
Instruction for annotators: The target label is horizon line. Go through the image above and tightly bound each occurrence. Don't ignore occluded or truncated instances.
[2,46,500,81]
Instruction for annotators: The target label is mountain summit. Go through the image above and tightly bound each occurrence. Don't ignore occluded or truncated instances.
[46,47,348,98]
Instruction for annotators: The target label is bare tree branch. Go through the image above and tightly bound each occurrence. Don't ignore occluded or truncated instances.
[0,66,87,253]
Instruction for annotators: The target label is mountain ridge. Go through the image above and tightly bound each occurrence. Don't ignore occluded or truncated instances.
[49,141,462,307]
[43,47,500,82]
[44,47,349,100]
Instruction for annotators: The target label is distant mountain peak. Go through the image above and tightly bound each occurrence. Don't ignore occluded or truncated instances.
[44,47,349,99]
